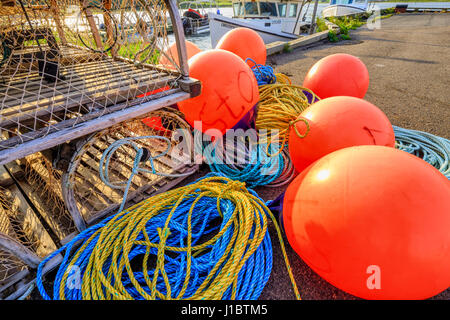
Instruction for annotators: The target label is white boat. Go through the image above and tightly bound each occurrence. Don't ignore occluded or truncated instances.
[322,0,369,18]
[209,0,309,48]
[179,1,218,36]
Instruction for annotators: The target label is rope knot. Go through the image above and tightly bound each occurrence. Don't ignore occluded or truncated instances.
[220,180,246,196]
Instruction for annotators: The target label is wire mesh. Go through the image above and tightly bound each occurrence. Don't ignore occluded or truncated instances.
[20,151,77,240]
[0,186,38,289]
[0,0,184,153]
[63,107,195,225]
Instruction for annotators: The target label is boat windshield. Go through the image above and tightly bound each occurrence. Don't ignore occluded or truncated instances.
[330,0,365,4]
[288,3,298,17]
[260,2,278,16]
[233,2,240,16]
[278,3,287,17]
[244,2,259,15]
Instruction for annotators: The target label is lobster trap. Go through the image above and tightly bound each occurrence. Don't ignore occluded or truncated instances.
[0,0,201,299]
[62,107,198,231]
[0,0,200,165]
[0,182,61,299]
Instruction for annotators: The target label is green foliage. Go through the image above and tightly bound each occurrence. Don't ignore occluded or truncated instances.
[340,33,351,40]
[316,18,328,32]
[282,42,292,53]
[328,30,339,43]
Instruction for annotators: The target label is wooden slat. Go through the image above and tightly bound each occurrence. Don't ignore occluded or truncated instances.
[0,89,190,164]
[12,158,74,241]
[6,183,58,258]
[0,74,176,130]
[1,62,162,110]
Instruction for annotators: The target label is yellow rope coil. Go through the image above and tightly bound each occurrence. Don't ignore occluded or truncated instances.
[56,176,301,300]
[256,74,319,154]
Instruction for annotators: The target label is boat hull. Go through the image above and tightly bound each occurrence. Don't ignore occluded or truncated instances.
[209,13,300,48]
[322,5,367,18]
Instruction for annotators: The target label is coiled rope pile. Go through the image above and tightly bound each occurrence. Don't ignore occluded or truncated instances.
[394,125,450,179]
[36,175,300,300]
[255,76,320,152]
[195,132,292,188]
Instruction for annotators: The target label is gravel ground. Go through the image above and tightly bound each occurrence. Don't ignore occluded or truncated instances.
[30,13,449,301]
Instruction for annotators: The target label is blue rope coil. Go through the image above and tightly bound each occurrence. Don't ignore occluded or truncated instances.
[246,58,277,86]
[394,125,450,179]
[99,135,196,213]
[36,173,274,300]
[195,130,285,188]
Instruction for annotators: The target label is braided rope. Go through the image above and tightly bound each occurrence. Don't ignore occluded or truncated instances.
[195,131,286,188]
[36,175,301,300]
[394,125,450,178]
[256,81,319,156]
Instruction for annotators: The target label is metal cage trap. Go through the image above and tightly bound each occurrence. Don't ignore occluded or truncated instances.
[0,0,200,165]
[0,0,201,299]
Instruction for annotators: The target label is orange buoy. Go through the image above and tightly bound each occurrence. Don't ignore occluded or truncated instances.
[288,96,394,173]
[283,145,450,300]
[178,49,259,135]
[216,27,266,67]
[159,41,201,70]
[303,53,369,99]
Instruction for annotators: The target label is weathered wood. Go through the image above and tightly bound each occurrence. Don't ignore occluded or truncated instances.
[0,89,188,164]
[102,0,117,57]
[0,233,41,268]
[0,269,29,296]
[80,0,103,50]
[12,168,72,241]
[85,163,199,226]
[49,0,68,45]
[0,62,166,120]
[0,165,23,187]
[7,184,58,257]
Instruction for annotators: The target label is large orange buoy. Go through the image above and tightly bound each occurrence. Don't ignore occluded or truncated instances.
[216,27,266,67]
[288,96,394,173]
[283,145,450,300]
[178,49,259,135]
[303,53,369,99]
[159,41,201,69]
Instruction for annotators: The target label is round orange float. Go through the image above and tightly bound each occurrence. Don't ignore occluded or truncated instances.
[177,49,259,135]
[303,53,369,99]
[283,145,450,300]
[288,96,395,173]
[216,27,267,67]
[159,41,201,69]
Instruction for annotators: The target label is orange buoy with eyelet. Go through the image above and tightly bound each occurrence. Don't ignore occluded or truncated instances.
[216,27,266,67]
[159,41,201,70]
[303,53,369,99]
[283,145,450,300]
[288,96,395,173]
[178,49,259,135]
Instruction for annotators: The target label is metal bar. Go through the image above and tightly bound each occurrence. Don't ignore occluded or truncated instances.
[165,0,189,78]
[0,90,191,165]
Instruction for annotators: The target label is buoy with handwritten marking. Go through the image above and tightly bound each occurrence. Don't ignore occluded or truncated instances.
[178,49,259,135]
[303,53,369,99]
[288,96,395,173]
[283,145,450,300]
[159,41,201,70]
[216,27,266,67]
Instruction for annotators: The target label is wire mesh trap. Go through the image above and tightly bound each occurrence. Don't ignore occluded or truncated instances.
[62,107,198,231]
[0,0,200,165]
[0,184,58,299]
[17,151,77,242]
